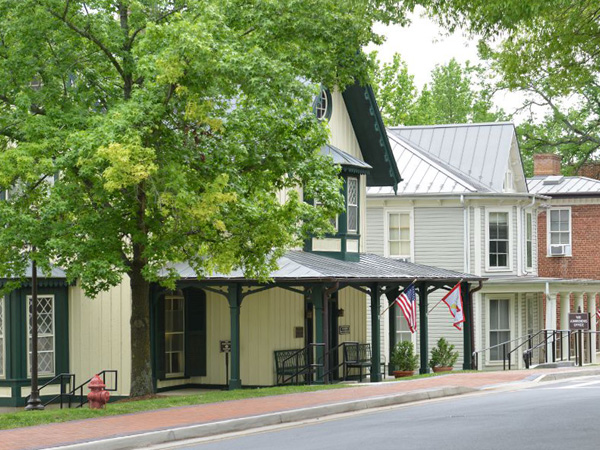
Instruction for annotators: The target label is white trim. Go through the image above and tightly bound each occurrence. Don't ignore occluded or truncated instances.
[347,177,359,234]
[26,295,56,377]
[383,208,414,260]
[525,211,534,271]
[485,294,514,365]
[485,207,513,272]
[547,207,572,257]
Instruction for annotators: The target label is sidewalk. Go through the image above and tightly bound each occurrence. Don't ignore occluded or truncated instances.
[2,367,599,450]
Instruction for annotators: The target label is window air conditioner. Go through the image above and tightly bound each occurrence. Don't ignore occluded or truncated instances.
[550,244,570,256]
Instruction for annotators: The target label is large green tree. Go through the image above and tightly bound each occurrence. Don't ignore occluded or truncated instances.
[417,0,600,173]
[372,54,503,126]
[0,0,406,396]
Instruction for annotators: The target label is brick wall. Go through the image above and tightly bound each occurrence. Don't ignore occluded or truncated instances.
[538,205,600,279]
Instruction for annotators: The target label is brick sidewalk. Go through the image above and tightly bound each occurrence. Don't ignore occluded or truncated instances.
[0,369,584,450]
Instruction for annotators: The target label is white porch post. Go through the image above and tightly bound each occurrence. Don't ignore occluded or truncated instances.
[545,285,558,362]
[559,292,570,361]
[588,293,597,364]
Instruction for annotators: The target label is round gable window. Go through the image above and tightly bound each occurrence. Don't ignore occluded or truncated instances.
[314,88,332,121]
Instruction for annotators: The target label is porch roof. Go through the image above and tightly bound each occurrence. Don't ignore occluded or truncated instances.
[169,251,484,284]
[482,275,600,292]
[0,262,68,287]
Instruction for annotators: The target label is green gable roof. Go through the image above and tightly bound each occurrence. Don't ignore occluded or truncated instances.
[342,82,402,190]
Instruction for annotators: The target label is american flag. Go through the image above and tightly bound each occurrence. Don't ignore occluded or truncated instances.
[395,284,417,333]
[597,308,600,321]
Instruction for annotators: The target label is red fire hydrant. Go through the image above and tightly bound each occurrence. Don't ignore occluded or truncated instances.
[87,375,110,409]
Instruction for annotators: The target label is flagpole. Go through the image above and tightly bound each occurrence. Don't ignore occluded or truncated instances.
[427,279,463,315]
[380,278,417,316]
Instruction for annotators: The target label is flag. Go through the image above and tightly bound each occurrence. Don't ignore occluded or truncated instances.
[395,284,417,333]
[596,308,600,321]
[441,283,465,330]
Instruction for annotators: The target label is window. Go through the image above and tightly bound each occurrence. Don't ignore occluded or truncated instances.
[548,208,571,256]
[314,89,332,121]
[347,177,358,233]
[388,212,410,258]
[28,295,55,376]
[165,296,185,377]
[488,212,509,268]
[315,199,338,231]
[0,298,4,377]
[395,311,413,344]
[526,212,533,269]
[489,299,510,361]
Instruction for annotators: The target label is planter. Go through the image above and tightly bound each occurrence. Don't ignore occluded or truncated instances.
[432,366,453,373]
[393,370,414,378]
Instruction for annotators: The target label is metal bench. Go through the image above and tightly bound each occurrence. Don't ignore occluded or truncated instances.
[274,348,308,385]
[343,343,372,382]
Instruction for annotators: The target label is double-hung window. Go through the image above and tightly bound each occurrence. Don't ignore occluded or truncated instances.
[165,296,185,377]
[0,298,4,377]
[347,177,359,234]
[489,299,510,361]
[548,209,571,256]
[28,295,55,376]
[488,212,509,268]
[526,212,533,270]
[388,212,411,258]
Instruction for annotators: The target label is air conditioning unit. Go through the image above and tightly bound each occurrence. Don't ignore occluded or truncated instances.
[550,244,570,256]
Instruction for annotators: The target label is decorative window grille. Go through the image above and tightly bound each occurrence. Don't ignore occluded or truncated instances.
[165,296,185,377]
[388,212,410,257]
[489,299,510,361]
[0,299,4,377]
[28,295,55,376]
[315,89,329,121]
[347,177,358,233]
[489,212,509,268]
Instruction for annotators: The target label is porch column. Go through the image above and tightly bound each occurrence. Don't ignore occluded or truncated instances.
[560,295,571,360]
[386,288,400,376]
[590,293,598,364]
[312,285,325,381]
[419,282,429,374]
[227,283,243,390]
[370,283,382,382]
[545,289,558,363]
[462,282,472,370]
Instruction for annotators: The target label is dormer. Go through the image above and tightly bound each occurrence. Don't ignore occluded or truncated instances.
[304,83,401,261]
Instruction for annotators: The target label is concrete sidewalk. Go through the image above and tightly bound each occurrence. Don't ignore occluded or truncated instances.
[2,367,599,450]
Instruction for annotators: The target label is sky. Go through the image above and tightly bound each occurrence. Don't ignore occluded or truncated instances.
[365,9,526,119]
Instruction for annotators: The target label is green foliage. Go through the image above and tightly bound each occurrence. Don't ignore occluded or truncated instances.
[0,0,409,395]
[371,54,505,127]
[390,340,419,371]
[419,0,600,172]
[429,337,459,368]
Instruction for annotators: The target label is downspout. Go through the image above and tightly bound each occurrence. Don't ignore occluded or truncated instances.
[461,195,469,273]
[469,281,483,369]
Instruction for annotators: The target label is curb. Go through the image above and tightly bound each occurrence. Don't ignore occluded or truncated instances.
[537,368,600,382]
[48,386,475,450]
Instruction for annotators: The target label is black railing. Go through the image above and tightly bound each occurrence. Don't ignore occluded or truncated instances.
[280,344,324,385]
[523,330,571,368]
[70,370,118,408]
[38,373,76,408]
[34,369,118,408]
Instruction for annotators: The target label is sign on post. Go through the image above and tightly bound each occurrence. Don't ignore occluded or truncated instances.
[220,340,231,353]
[568,313,590,330]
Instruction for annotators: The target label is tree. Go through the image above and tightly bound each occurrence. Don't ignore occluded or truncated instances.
[417,0,600,173]
[0,0,406,397]
[371,54,504,126]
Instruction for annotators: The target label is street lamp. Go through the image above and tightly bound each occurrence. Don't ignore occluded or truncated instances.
[25,257,44,411]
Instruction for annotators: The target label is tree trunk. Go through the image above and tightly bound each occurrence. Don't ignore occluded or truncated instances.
[129,263,153,397]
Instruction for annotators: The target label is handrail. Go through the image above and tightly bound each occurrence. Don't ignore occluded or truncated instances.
[281,344,324,385]
[70,370,118,408]
[523,329,571,368]
[321,341,357,382]
[37,373,76,409]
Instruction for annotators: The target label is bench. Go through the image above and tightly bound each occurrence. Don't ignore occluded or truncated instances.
[343,343,372,382]
[274,348,308,385]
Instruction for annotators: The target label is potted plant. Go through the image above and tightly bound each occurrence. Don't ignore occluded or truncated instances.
[429,337,459,373]
[390,340,419,378]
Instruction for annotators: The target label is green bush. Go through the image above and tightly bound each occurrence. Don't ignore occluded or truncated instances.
[390,340,419,371]
[429,337,459,368]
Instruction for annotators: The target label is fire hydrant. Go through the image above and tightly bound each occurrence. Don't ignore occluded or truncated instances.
[87,375,110,409]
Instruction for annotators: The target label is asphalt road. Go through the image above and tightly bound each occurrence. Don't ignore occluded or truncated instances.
[178,376,600,450]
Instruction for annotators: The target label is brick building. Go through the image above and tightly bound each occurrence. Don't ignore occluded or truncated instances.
[528,153,600,360]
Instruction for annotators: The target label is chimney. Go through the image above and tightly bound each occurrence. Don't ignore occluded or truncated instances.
[577,161,600,180]
[533,153,561,176]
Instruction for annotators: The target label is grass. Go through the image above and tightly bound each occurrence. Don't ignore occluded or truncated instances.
[0,384,347,431]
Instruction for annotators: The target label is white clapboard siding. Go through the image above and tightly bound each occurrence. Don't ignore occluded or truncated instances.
[366,207,385,256]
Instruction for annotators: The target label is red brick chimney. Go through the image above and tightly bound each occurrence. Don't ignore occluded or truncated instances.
[533,153,561,176]
[577,161,600,180]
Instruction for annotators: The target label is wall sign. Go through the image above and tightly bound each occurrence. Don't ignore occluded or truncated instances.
[338,325,350,335]
[220,340,231,353]
[568,313,590,331]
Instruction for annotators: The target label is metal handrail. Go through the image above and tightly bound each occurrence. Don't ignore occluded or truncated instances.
[321,341,354,382]
[70,370,118,408]
[472,334,528,370]
[281,344,324,385]
[36,373,76,408]
[523,330,571,368]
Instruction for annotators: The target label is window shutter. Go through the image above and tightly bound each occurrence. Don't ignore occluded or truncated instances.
[185,288,207,377]
[155,296,166,380]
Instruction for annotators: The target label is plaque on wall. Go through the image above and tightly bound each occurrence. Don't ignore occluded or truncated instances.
[339,325,350,335]
[295,327,304,338]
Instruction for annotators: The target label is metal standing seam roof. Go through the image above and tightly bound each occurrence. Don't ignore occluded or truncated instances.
[368,132,490,196]
[527,176,600,196]
[320,144,372,173]
[170,251,484,282]
[388,123,517,193]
